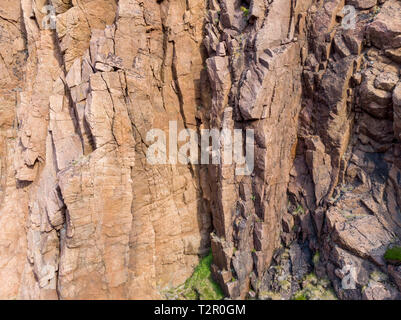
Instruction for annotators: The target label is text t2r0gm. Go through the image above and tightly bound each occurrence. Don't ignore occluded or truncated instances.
[197,304,245,315]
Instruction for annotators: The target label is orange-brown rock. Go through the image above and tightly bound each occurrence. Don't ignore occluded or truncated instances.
[0,0,401,301]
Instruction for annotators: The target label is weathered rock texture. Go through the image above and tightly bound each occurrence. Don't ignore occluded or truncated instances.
[0,0,400,300]
[1,0,211,300]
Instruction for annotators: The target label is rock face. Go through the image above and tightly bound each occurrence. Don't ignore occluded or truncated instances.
[283,0,401,301]
[1,0,211,300]
[0,0,400,300]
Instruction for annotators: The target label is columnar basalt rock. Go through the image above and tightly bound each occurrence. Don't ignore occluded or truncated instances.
[284,0,401,300]
[202,0,314,299]
[1,0,212,299]
[0,0,29,300]
[0,0,400,300]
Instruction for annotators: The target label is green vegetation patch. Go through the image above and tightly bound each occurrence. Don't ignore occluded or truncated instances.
[163,250,224,300]
[240,6,250,18]
[384,246,401,263]
[293,205,305,216]
[312,251,320,266]
[294,293,307,300]
[183,251,224,300]
[291,273,337,301]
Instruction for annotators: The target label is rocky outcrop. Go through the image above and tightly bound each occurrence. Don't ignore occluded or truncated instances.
[0,0,212,299]
[203,0,312,299]
[282,0,401,300]
[0,0,400,300]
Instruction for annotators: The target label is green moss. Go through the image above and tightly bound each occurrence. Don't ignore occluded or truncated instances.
[181,250,224,300]
[273,265,283,273]
[304,272,318,284]
[281,248,290,260]
[240,6,249,17]
[292,273,337,300]
[372,5,380,16]
[294,293,308,300]
[370,270,388,282]
[340,185,354,193]
[279,279,292,291]
[384,246,401,263]
[292,204,305,216]
[312,251,320,266]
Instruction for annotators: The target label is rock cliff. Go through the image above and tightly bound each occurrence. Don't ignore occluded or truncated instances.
[0,0,400,300]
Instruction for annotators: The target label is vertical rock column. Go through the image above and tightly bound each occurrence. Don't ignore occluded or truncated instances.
[203,0,313,298]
